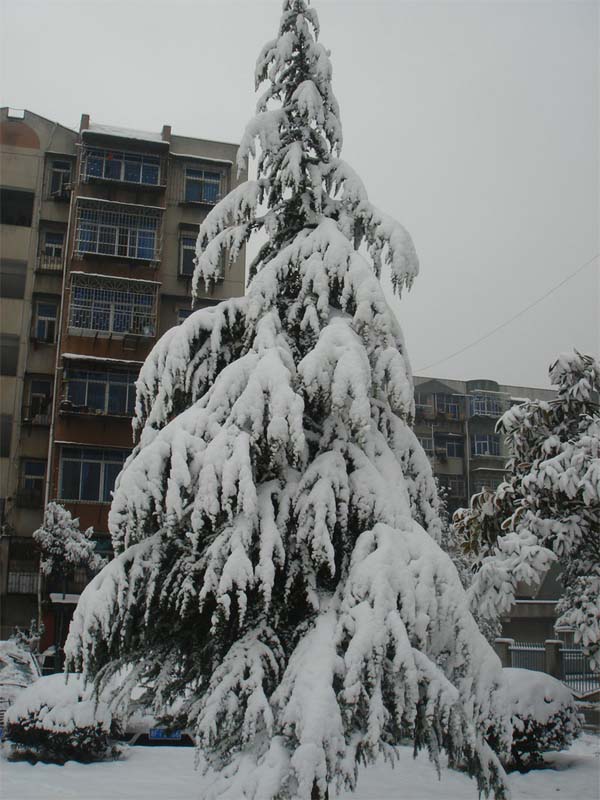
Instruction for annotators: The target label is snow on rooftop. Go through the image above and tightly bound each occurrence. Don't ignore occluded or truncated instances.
[84,123,165,144]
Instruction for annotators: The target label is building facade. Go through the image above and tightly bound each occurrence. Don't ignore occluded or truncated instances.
[0,109,246,641]
[413,375,555,515]
[413,374,559,642]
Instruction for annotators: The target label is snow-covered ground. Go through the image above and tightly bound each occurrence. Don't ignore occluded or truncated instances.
[2,733,598,800]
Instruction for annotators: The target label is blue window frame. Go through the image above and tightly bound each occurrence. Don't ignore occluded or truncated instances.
[184,168,221,204]
[59,447,129,503]
[83,148,161,186]
[65,369,137,415]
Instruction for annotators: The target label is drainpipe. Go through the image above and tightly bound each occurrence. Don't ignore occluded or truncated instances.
[38,152,77,631]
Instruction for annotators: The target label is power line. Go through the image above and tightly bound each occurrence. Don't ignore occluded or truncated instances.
[417,252,599,373]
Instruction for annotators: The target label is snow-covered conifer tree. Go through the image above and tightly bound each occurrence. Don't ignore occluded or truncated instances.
[66,3,510,797]
[34,503,105,580]
[455,351,600,666]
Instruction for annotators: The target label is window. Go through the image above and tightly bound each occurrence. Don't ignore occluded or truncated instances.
[82,148,161,186]
[445,438,464,458]
[43,231,64,258]
[435,394,461,419]
[18,460,46,506]
[0,334,19,375]
[470,394,503,418]
[184,167,221,204]
[438,475,466,498]
[25,377,52,422]
[0,415,12,457]
[0,188,34,226]
[21,460,45,498]
[69,273,158,337]
[74,200,161,262]
[473,477,503,493]
[33,299,58,343]
[49,160,72,198]
[417,436,433,455]
[177,307,193,324]
[179,235,196,276]
[0,259,26,299]
[471,434,500,457]
[59,447,129,503]
[65,369,138,416]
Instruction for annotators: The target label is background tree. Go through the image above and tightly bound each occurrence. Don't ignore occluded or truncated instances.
[454,351,600,665]
[66,2,510,798]
[34,503,105,637]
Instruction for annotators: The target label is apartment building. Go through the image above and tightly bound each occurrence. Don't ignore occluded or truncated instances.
[413,375,555,515]
[0,108,246,641]
[413,374,559,642]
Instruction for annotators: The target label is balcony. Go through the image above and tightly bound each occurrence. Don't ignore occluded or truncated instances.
[68,272,159,340]
[21,405,51,426]
[80,146,166,190]
[73,198,163,264]
[35,254,63,274]
[7,571,40,594]
[469,395,506,419]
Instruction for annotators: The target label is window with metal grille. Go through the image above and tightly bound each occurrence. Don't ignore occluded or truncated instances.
[68,273,158,337]
[184,167,221,204]
[82,147,162,186]
[33,299,58,343]
[65,368,138,415]
[471,434,501,457]
[435,394,461,419]
[469,394,503,417]
[74,199,162,262]
[49,160,71,198]
[59,447,129,503]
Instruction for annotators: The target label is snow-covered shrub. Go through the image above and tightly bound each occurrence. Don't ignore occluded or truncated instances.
[4,674,120,764]
[454,352,600,666]
[34,502,106,579]
[492,668,582,772]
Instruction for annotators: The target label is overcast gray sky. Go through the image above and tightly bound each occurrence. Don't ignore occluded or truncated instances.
[2,0,598,389]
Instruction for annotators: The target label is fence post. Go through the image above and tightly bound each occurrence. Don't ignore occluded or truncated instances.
[494,638,514,668]
[544,640,563,679]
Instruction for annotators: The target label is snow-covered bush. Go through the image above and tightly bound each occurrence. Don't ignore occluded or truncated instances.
[491,668,582,772]
[454,352,600,666]
[34,502,106,580]
[4,674,120,764]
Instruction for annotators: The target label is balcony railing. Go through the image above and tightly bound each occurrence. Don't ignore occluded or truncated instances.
[73,199,163,263]
[7,571,40,594]
[22,405,51,426]
[15,487,44,508]
[36,254,63,273]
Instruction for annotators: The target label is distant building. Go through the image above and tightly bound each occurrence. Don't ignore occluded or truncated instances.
[413,374,559,642]
[0,108,246,643]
